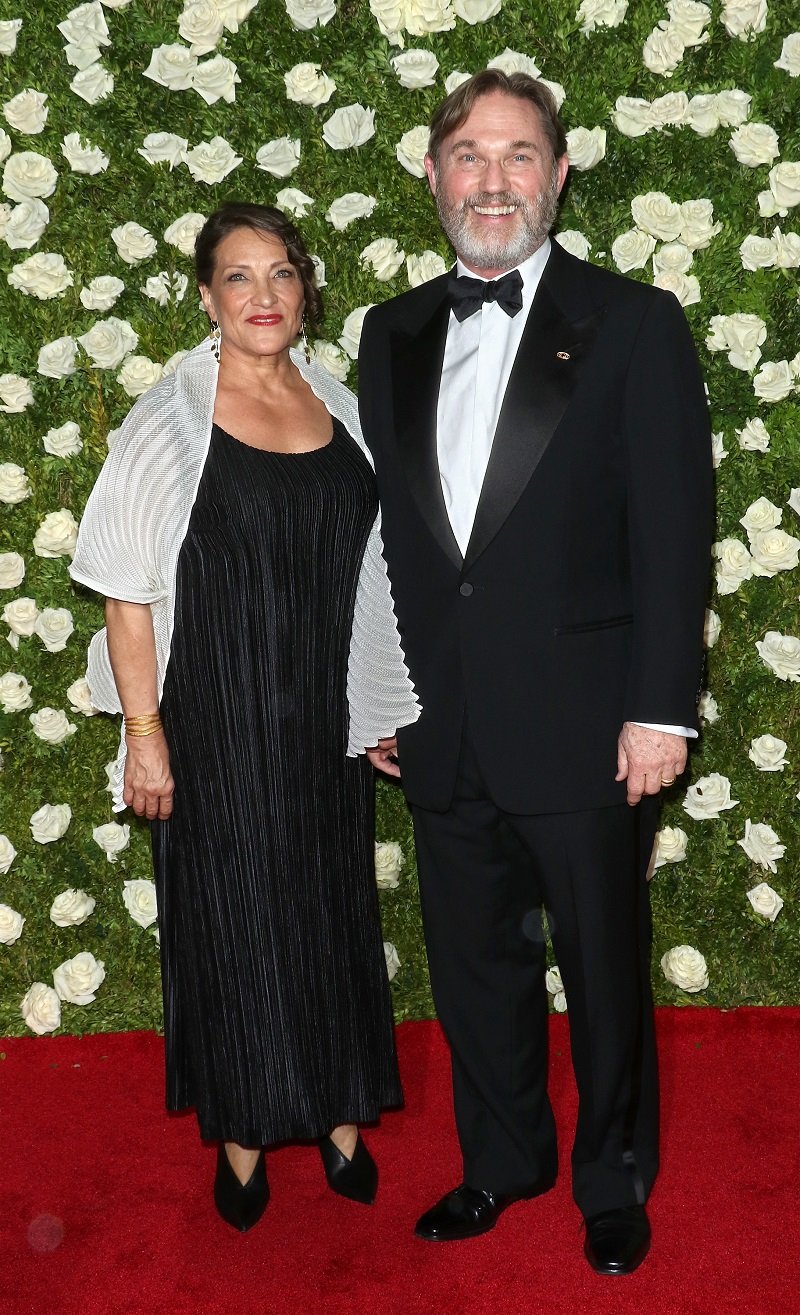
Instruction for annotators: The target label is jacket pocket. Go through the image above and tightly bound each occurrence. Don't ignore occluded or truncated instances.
[554,613,633,636]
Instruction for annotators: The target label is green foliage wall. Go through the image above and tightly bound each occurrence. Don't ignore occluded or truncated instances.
[1,0,798,1036]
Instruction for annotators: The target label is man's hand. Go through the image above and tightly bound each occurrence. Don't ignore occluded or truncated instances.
[366,736,401,779]
[616,722,687,806]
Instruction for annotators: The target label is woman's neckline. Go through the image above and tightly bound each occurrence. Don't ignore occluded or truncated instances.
[212,421,335,455]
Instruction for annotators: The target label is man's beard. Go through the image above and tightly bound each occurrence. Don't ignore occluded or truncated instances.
[435,165,561,271]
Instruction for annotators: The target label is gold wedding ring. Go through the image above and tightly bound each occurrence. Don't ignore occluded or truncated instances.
[661,776,676,787]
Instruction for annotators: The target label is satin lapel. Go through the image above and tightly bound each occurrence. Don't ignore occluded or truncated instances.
[390,296,463,569]
[463,281,605,572]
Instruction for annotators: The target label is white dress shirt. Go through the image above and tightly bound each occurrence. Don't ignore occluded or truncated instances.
[435,238,694,741]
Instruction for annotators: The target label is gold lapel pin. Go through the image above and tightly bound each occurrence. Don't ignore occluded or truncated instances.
[556,351,571,361]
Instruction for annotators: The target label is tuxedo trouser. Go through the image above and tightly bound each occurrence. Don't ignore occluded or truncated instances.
[410,722,660,1218]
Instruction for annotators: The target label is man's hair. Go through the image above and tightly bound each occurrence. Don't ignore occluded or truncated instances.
[427,70,567,171]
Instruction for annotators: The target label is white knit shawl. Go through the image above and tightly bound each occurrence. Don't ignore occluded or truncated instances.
[70,340,420,810]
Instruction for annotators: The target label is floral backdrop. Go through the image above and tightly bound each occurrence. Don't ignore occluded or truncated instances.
[0,0,798,1036]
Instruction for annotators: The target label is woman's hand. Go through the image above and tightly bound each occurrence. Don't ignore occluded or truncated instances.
[366,736,401,779]
[123,731,175,820]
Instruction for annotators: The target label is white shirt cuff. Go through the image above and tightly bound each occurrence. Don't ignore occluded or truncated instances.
[633,721,697,739]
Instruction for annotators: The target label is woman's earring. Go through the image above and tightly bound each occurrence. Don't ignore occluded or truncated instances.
[208,319,221,362]
[301,313,311,365]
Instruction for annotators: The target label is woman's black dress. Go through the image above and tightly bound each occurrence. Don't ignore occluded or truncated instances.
[151,418,401,1145]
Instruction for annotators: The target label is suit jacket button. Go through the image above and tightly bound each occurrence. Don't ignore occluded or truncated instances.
[459,582,474,596]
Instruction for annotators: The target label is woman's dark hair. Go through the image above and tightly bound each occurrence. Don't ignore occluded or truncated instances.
[194,202,323,328]
[427,70,567,172]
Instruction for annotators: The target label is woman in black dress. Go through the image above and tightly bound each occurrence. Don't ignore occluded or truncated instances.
[71,204,419,1232]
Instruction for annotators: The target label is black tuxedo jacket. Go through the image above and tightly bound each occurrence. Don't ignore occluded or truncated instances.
[358,242,713,814]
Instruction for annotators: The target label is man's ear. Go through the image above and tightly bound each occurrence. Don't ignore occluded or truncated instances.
[555,152,570,196]
[424,153,437,197]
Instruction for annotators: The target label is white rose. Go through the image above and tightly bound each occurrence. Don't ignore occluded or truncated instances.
[768,162,800,214]
[756,630,800,681]
[667,0,711,45]
[137,133,187,169]
[93,820,131,862]
[686,93,722,137]
[61,132,109,175]
[752,360,794,403]
[0,671,33,712]
[284,62,336,106]
[325,193,378,230]
[746,882,784,920]
[30,802,72,843]
[713,537,753,594]
[652,242,693,275]
[487,48,541,78]
[143,43,198,91]
[63,38,105,71]
[80,274,124,311]
[338,305,374,358]
[407,249,448,285]
[164,212,205,256]
[545,966,563,998]
[789,488,800,518]
[384,940,401,981]
[653,271,700,307]
[34,607,75,653]
[0,902,24,944]
[554,230,591,260]
[4,596,38,644]
[445,71,472,95]
[738,819,785,873]
[3,198,49,249]
[772,227,800,268]
[361,236,405,281]
[697,690,719,723]
[576,0,629,34]
[392,49,439,89]
[275,188,315,219]
[184,136,242,184]
[50,888,96,927]
[37,336,78,380]
[0,374,34,412]
[21,982,61,1034]
[453,0,501,20]
[178,0,224,54]
[111,222,156,266]
[215,0,259,31]
[374,840,404,890]
[739,234,777,270]
[104,759,117,792]
[683,772,738,819]
[703,608,720,647]
[0,553,25,590]
[721,312,767,371]
[117,355,163,398]
[611,228,656,272]
[642,24,685,77]
[679,199,721,250]
[323,104,376,151]
[192,54,240,105]
[566,126,606,170]
[67,676,97,716]
[775,33,800,76]
[749,733,788,771]
[749,527,800,576]
[0,835,17,874]
[396,124,429,177]
[43,421,82,458]
[660,945,708,992]
[721,0,768,39]
[70,63,114,105]
[653,825,689,868]
[30,707,78,743]
[630,192,682,242]
[406,0,457,36]
[740,495,781,537]
[757,188,781,219]
[122,878,158,928]
[8,251,73,299]
[730,122,780,168]
[612,97,655,138]
[285,0,336,28]
[650,92,690,128]
[0,20,22,55]
[714,88,751,126]
[736,417,770,452]
[53,951,106,1005]
[538,79,566,112]
[33,508,79,558]
[79,316,139,369]
[56,5,111,47]
[371,1,406,51]
[3,89,48,135]
[254,137,300,178]
[309,340,349,381]
[142,273,168,306]
[310,254,326,288]
[0,462,31,503]
[2,150,57,201]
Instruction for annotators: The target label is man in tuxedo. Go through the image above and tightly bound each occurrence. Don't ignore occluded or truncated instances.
[359,70,712,1274]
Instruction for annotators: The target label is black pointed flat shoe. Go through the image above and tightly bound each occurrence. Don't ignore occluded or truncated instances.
[214,1144,269,1232]
[319,1132,378,1205]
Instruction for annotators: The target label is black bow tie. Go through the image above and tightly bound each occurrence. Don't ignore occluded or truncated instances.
[448,269,524,322]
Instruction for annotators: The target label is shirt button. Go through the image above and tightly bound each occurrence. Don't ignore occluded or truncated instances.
[459,582,474,597]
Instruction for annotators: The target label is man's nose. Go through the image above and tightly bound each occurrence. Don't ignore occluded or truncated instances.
[481,158,508,191]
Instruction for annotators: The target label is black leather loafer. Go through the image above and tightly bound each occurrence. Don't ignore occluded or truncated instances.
[214,1145,269,1233]
[415,1180,554,1242]
[583,1204,651,1275]
[319,1132,378,1205]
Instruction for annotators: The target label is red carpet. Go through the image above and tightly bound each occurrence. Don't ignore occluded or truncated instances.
[2,1010,798,1315]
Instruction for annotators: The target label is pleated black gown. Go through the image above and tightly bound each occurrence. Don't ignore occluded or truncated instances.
[151,418,402,1146]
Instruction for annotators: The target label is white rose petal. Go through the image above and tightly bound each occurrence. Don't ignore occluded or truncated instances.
[396,124,429,177]
[30,707,77,743]
[50,888,96,927]
[576,0,629,34]
[2,151,58,202]
[661,945,708,992]
[749,527,800,576]
[21,982,61,1034]
[653,825,689,868]
[567,126,606,170]
[117,356,163,398]
[668,0,712,46]
[8,251,73,299]
[749,734,788,771]
[184,137,242,185]
[3,89,48,135]
[391,49,439,89]
[746,882,784,920]
[0,836,17,875]
[33,508,80,559]
[361,236,405,282]
[0,670,32,711]
[0,20,23,56]
[650,92,690,129]
[738,819,785,873]
[0,461,31,503]
[788,488,800,518]
[325,192,378,230]
[679,199,721,250]
[755,631,800,681]
[4,596,38,642]
[686,93,722,137]
[310,254,326,288]
[34,607,74,653]
[254,137,300,178]
[38,336,78,379]
[111,222,157,266]
[122,878,158,928]
[275,188,315,219]
[721,0,768,40]
[66,676,97,716]
[774,33,800,76]
[80,274,124,311]
[611,228,656,272]
[642,24,686,77]
[192,54,240,105]
[322,104,376,151]
[554,230,591,260]
[284,62,336,106]
[0,374,34,412]
[487,48,541,78]
[713,537,754,594]
[92,820,130,862]
[767,162,800,217]
[0,902,24,944]
[683,772,738,820]
[374,840,404,890]
[179,0,224,54]
[3,197,49,249]
[453,0,501,21]
[739,234,777,270]
[405,0,457,36]
[740,496,782,537]
[384,940,401,981]
[612,97,655,138]
[753,360,794,403]
[652,242,693,276]
[144,43,198,91]
[309,340,349,381]
[698,691,719,724]
[407,249,448,285]
[757,188,781,219]
[42,422,82,459]
[730,122,780,167]
[339,305,374,359]
[715,88,752,126]
[70,63,114,105]
[736,417,770,452]
[61,132,109,175]
[164,212,205,257]
[0,553,25,590]
[56,4,110,48]
[53,951,106,1005]
[653,270,700,307]
[772,227,800,268]
[285,0,336,29]
[445,70,472,95]
[137,133,188,169]
[545,965,563,996]
[30,802,72,843]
